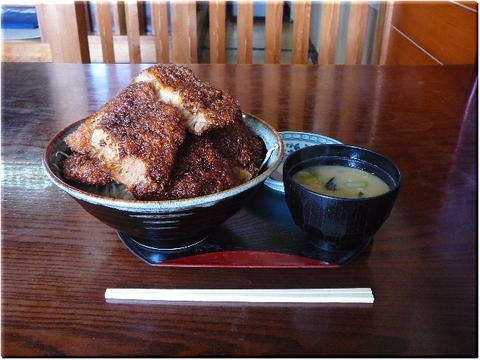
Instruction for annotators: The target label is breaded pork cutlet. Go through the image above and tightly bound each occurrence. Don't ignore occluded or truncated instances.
[167,134,241,200]
[64,81,186,200]
[207,117,265,183]
[166,117,265,199]
[133,64,242,135]
[62,152,113,186]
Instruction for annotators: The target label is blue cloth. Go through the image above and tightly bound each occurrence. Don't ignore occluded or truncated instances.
[1,7,38,29]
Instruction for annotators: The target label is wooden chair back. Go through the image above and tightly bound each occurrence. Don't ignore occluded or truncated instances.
[36,1,385,65]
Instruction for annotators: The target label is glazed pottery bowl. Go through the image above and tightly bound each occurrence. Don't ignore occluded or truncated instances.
[43,112,283,251]
[283,144,401,252]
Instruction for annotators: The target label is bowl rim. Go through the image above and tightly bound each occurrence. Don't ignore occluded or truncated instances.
[283,143,402,201]
[264,131,342,193]
[43,111,284,211]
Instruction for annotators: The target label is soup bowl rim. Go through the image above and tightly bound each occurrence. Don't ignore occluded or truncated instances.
[283,143,402,201]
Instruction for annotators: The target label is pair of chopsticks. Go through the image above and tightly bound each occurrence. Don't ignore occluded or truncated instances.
[105,288,374,304]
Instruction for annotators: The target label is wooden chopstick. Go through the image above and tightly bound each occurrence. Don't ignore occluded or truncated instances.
[105,288,374,303]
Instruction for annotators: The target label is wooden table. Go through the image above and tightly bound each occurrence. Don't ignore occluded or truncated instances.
[2,63,477,356]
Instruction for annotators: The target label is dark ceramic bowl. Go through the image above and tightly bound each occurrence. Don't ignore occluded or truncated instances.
[43,112,283,251]
[283,144,401,252]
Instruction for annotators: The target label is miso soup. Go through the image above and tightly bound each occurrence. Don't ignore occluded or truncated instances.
[292,165,390,199]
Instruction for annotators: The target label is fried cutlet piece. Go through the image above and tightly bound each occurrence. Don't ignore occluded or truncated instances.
[64,112,101,155]
[133,64,241,135]
[62,152,113,185]
[207,118,265,183]
[64,82,186,200]
[167,134,241,200]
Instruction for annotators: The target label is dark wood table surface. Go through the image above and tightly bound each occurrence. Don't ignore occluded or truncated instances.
[2,63,477,356]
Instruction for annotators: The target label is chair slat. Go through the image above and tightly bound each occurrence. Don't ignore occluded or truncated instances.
[236,1,253,64]
[344,2,369,64]
[170,1,198,63]
[291,0,312,64]
[374,1,389,65]
[94,1,115,63]
[113,1,127,35]
[209,1,226,64]
[318,1,340,65]
[82,2,93,35]
[124,2,142,63]
[264,1,284,64]
[35,4,49,43]
[150,1,170,63]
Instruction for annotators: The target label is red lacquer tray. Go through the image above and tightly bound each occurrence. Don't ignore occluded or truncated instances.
[118,186,372,268]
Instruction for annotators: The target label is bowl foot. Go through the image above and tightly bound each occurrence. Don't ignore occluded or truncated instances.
[117,231,208,251]
[308,235,373,253]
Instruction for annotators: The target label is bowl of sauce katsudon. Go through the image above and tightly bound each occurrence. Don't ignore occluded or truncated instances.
[43,64,284,251]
